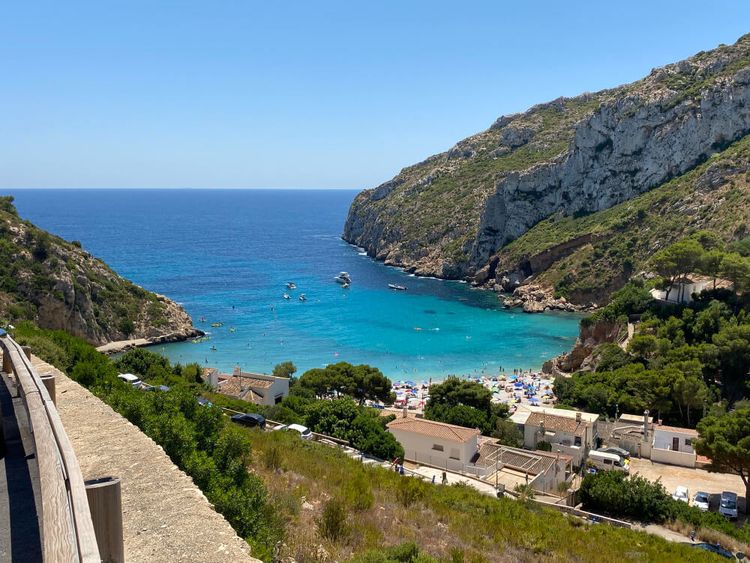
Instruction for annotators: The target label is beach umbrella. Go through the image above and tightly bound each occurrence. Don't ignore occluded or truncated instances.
[529,397,540,405]
[514,382,523,388]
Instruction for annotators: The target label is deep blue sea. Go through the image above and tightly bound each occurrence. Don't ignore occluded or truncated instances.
[7,189,580,380]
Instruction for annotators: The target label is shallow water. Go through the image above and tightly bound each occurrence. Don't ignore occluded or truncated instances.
[9,189,581,380]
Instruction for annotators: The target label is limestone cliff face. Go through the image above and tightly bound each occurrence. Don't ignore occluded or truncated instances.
[0,198,200,345]
[343,35,750,280]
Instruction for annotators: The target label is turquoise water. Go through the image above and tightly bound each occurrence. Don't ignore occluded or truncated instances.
[8,189,581,380]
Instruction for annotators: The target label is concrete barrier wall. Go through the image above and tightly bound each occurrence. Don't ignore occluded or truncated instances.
[650,448,696,468]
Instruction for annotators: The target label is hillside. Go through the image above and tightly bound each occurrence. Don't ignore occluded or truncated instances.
[0,196,200,345]
[496,135,750,305]
[343,34,750,293]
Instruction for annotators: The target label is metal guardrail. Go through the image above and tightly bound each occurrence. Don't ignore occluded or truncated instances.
[0,335,100,562]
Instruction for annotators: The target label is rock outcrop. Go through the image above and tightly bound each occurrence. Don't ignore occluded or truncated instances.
[500,284,590,313]
[0,197,201,345]
[543,319,625,375]
[343,35,750,288]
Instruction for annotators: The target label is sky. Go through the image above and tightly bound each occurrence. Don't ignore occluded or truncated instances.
[2,1,750,189]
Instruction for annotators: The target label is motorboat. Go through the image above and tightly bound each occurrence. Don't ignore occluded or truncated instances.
[283,293,291,300]
[334,271,352,284]
[299,293,307,302]
[388,283,407,291]
[286,282,297,290]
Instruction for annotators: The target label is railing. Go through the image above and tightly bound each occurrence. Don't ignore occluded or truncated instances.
[0,334,100,562]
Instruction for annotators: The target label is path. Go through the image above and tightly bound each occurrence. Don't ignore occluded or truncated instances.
[619,322,636,350]
[32,357,259,563]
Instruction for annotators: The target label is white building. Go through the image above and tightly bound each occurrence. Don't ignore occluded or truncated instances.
[649,274,732,304]
[208,366,290,406]
[651,424,698,468]
[512,407,599,466]
[387,416,479,471]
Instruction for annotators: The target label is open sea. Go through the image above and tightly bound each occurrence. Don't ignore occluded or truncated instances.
[7,189,581,380]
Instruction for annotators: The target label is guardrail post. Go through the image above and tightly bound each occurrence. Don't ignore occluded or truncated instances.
[41,373,56,405]
[2,351,12,375]
[85,477,124,563]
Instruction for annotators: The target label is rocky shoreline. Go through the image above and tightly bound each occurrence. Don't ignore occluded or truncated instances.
[497,284,596,314]
[96,328,204,355]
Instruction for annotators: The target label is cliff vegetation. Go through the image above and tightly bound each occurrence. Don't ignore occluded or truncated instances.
[344,34,750,306]
[0,196,198,344]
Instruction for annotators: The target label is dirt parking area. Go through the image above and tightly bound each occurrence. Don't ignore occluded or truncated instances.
[630,458,747,515]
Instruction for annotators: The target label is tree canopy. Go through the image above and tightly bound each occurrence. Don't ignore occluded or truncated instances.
[424,377,507,435]
[298,362,393,404]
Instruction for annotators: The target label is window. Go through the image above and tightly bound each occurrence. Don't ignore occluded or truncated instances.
[432,444,444,452]
[685,438,692,446]
[574,436,582,447]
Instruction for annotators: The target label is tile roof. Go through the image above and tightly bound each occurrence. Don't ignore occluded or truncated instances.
[386,417,480,443]
[525,412,588,437]
[217,378,265,401]
[237,376,273,389]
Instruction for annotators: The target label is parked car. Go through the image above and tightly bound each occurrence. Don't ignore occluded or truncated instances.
[672,486,689,503]
[597,446,631,460]
[719,491,738,519]
[117,373,142,387]
[197,397,213,407]
[230,412,266,429]
[692,491,710,512]
[286,424,313,440]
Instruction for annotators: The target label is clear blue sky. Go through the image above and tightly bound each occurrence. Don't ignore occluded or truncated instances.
[2,1,749,189]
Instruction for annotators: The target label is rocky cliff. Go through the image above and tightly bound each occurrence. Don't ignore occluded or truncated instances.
[0,197,200,345]
[344,34,750,287]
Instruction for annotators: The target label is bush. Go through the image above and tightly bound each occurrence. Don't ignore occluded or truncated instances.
[395,477,425,508]
[318,498,349,542]
[579,471,673,523]
[341,471,374,511]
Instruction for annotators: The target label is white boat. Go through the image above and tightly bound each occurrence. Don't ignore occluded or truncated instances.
[334,271,352,284]
[388,283,407,291]
[299,293,307,302]
[342,282,350,289]
[286,282,297,290]
[283,293,291,300]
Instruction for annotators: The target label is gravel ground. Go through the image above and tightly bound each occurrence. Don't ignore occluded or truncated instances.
[32,357,259,563]
[630,458,747,515]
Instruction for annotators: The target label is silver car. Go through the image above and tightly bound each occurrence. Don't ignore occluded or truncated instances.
[692,491,710,511]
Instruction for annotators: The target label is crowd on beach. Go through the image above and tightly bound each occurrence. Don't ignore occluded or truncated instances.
[384,369,556,415]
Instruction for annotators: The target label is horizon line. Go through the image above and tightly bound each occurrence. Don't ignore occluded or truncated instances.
[1,186,362,191]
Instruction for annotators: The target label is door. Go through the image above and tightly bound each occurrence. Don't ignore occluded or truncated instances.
[672,437,679,451]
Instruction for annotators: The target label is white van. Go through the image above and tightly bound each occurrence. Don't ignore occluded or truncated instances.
[588,450,629,473]
[118,373,142,387]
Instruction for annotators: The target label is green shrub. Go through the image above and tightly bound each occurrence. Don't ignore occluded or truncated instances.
[318,498,349,542]
[395,477,425,508]
[341,471,374,511]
